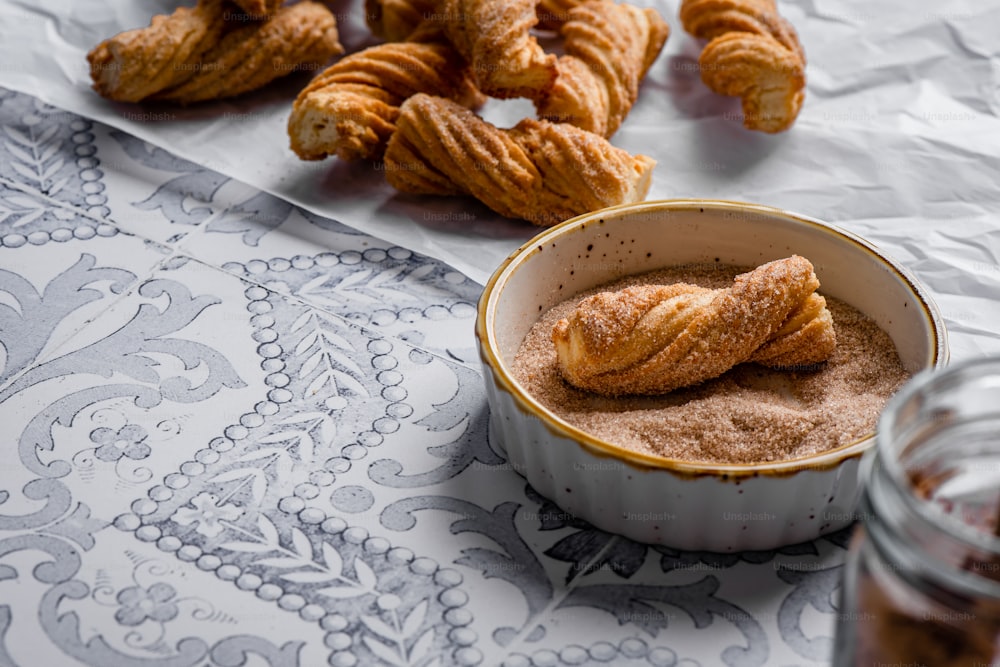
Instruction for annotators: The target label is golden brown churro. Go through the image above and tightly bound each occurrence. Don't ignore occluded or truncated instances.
[535,0,586,30]
[383,93,655,226]
[551,256,836,395]
[441,0,557,99]
[680,0,806,132]
[156,2,342,104]
[88,0,341,104]
[363,0,591,37]
[87,0,228,103]
[288,40,484,161]
[535,0,669,137]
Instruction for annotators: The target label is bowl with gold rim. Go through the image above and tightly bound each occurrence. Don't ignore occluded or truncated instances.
[475,199,948,551]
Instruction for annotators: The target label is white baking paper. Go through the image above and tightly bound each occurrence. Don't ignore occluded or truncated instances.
[1,0,999,359]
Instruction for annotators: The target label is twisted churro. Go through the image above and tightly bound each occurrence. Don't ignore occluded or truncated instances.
[441,0,558,99]
[552,256,836,395]
[88,0,341,104]
[155,2,342,104]
[88,0,227,103]
[536,0,587,30]
[680,0,806,132]
[288,40,484,161]
[363,0,589,38]
[534,0,669,137]
[383,93,655,226]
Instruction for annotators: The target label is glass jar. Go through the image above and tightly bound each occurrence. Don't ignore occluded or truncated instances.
[833,357,1000,666]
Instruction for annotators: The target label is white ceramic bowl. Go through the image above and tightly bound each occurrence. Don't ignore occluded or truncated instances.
[476,200,948,552]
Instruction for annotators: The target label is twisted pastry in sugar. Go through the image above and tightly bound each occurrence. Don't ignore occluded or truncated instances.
[534,0,670,137]
[551,256,836,395]
[441,0,558,99]
[679,0,806,133]
[383,93,655,226]
[288,40,484,161]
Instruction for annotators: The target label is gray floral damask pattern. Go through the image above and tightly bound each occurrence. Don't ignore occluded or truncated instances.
[0,86,850,667]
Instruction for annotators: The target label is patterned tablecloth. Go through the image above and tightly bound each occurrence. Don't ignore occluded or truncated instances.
[0,84,864,667]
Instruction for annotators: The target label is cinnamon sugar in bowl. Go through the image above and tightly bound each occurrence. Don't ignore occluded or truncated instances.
[476,200,948,551]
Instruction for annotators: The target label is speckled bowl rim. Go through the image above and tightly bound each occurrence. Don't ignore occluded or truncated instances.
[476,199,950,478]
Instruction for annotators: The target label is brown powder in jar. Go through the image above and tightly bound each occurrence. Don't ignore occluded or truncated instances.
[851,565,1000,666]
[511,263,912,465]
[842,470,1000,666]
